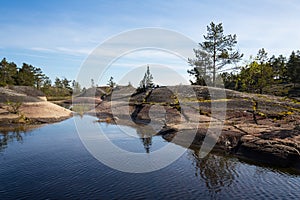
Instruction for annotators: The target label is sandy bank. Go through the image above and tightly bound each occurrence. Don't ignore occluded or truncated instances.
[0,101,72,124]
[0,87,72,126]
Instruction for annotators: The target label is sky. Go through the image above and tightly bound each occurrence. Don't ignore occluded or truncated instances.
[1,0,300,86]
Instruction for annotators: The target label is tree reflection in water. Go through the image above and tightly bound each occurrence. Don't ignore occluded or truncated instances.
[188,147,238,197]
[141,137,152,153]
[135,125,155,153]
[0,129,24,151]
[0,125,41,152]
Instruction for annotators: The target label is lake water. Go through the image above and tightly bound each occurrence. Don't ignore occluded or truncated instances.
[0,116,299,199]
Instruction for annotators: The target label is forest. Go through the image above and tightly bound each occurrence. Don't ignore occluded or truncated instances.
[220,49,300,96]
[0,58,81,98]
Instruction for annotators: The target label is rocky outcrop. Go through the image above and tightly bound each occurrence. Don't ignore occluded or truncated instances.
[0,87,72,127]
[8,86,47,101]
[19,102,72,122]
[236,131,300,168]
[92,85,300,171]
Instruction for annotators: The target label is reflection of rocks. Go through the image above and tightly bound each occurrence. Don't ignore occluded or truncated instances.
[130,104,150,123]
[91,85,300,171]
[130,104,182,125]
[158,126,178,142]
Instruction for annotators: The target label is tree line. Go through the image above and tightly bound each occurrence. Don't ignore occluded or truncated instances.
[221,49,300,94]
[188,22,300,96]
[0,58,81,97]
[2,21,300,98]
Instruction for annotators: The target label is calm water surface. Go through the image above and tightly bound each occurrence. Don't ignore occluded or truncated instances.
[0,116,299,199]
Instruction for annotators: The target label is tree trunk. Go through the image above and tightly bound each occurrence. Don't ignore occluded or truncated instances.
[213,47,216,87]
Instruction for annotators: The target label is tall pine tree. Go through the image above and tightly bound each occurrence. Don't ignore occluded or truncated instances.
[189,22,243,86]
[0,58,18,86]
[137,65,154,92]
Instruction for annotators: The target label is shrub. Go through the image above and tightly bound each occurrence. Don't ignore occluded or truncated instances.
[5,100,22,114]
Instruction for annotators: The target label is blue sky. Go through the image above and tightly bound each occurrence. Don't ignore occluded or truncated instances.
[1,0,300,86]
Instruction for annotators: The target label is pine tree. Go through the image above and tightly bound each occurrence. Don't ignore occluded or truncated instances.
[287,51,300,88]
[269,55,287,82]
[33,67,46,89]
[0,58,18,86]
[189,22,243,87]
[145,65,154,88]
[91,78,95,88]
[255,48,273,94]
[62,77,71,90]
[54,77,63,88]
[188,51,212,85]
[107,76,116,88]
[72,80,81,95]
[16,63,36,86]
[137,65,154,92]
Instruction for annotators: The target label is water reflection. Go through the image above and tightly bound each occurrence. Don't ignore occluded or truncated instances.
[1,117,300,199]
[128,120,238,195]
[188,147,237,197]
[0,129,24,151]
[135,125,154,153]
[0,125,41,151]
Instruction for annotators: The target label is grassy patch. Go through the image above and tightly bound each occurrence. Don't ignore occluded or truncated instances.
[72,104,93,115]
[180,97,232,103]
[47,96,72,101]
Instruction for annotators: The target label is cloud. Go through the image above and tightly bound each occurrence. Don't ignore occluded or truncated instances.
[1,0,300,84]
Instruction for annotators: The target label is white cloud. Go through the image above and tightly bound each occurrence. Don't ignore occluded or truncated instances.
[2,0,300,83]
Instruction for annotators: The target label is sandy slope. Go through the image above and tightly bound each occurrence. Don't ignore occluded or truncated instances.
[0,87,72,125]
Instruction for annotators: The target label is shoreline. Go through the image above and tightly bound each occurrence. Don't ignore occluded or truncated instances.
[85,112,300,173]
[1,85,299,172]
[0,101,73,130]
[88,85,300,172]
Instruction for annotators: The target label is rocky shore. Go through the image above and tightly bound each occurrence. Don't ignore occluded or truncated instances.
[1,85,299,171]
[89,85,300,171]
